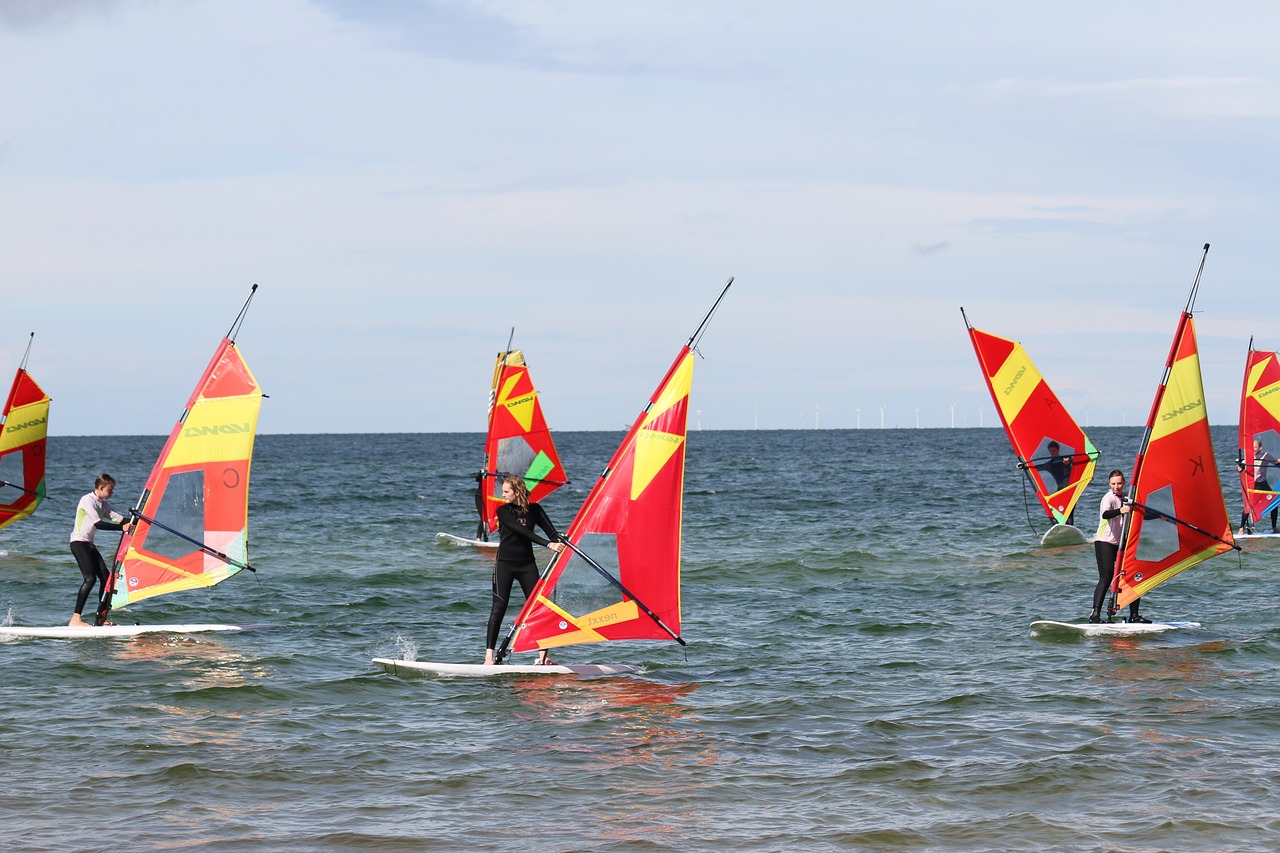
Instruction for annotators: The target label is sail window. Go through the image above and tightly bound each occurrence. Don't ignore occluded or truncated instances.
[1134,484,1178,564]
[0,453,23,501]
[1032,437,1076,494]
[549,532,623,614]
[146,470,206,561]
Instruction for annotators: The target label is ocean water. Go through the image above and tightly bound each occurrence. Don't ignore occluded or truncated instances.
[2,426,1278,852]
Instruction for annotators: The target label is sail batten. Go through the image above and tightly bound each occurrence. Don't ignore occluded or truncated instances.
[109,337,263,608]
[0,336,50,531]
[962,311,1098,527]
[1114,249,1235,609]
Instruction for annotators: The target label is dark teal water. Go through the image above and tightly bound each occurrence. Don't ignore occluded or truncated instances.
[2,428,1278,852]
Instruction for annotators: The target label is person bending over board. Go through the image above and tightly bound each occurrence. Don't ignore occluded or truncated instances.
[1090,469,1147,624]
[68,473,133,627]
[483,477,565,665]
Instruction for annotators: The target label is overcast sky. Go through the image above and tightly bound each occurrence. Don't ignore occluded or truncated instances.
[5,1,1280,435]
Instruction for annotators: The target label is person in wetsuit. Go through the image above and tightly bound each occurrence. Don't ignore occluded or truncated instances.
[1090,469,1147,624]
[483,477,565,665]
[1237,438,1279,534]
[1043,440,1075,524]
[68,473,133,627]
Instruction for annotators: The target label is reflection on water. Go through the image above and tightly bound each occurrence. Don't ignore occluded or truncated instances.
[509,675,716,848]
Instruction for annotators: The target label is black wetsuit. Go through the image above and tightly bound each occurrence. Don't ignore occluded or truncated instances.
[1092,503,1140,620]
[486,501,560,649]
[71,541,114,617]
[69,491,125,621]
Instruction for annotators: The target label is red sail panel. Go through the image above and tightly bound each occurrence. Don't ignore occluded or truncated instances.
[511,347,693,654]
[0,369,51,530]
[479,350,566,535]
[110,339,262,606]
[1237,345,1280,527]
[1116,313,1234,607]
[966,324,1097,525]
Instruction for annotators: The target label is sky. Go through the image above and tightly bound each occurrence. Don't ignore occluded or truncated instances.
[4,0,1280,435]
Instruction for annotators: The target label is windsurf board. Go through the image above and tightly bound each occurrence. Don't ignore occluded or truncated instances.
[1040,524,1089,547]
[372,658,638,678]
[1030,619,1200,637]
[434,532,499,549]
[1234,529,1280,542]
[0,624,242,640]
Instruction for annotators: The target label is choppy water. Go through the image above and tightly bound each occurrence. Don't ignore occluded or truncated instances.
[2,427,1278,852]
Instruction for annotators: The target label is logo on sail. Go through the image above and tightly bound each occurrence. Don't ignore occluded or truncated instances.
[1002,365,1026,397]
[3,416,46,433]
[184,422,252,438]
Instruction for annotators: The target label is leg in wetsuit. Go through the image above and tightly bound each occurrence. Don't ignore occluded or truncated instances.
[486,560,540,650]
[1091,540,1116,620]
[1092,539,1142,622]
[71,541,109,618]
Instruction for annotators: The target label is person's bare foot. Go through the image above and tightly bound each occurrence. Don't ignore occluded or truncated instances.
[536,652,552,666]
[483,650,495,666]
[68,615,89,627]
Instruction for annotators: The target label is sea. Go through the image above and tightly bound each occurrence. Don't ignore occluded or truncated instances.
[1,426,1277,852]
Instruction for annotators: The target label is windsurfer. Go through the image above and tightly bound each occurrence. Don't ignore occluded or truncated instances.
[484,477,565,665]
[1042,440,1075,524]
[68,474,133,628]
[1090,469,1147,623]
[1237,438,1278,533]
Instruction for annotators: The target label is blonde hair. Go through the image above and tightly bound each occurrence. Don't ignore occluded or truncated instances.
[503,477,531,511]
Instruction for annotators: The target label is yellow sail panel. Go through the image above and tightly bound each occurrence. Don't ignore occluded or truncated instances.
[1147,351,1207,444]
[989,344,1043,420]
[162,394,260,468]
[642,352,694,428]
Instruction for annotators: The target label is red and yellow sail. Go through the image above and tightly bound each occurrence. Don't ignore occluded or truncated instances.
[478,349,566,535]
[110,338,262,606]
[0,346,50,531]
[510,346,692,654]
[1236,342,1280,527]
[963,314,1098,525]
[1116,310,1235,607]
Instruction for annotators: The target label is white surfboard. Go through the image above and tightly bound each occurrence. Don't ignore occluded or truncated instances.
[434,532,499,549]
[1030,619,1200,637]
[372,657,639,678]
[1040,523,1089,548]
[1234,529,1280,542]
[0,623,242,640]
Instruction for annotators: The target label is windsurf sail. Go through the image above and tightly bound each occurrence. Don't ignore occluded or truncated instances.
[104,287,264,614]
[0,334,50,532]
[1113,245,1237,610]
[1235,339,1280,530]
[497,277,732,661]
[961,309,1098,528]
[476,335,567,539]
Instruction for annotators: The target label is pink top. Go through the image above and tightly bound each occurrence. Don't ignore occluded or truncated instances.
[1096,491,1124,545]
